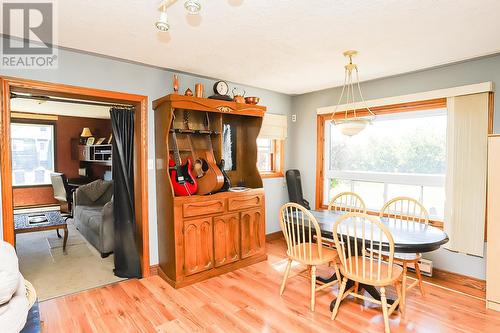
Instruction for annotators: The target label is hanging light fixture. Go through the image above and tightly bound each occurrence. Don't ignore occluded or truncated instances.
[184,0,202,15]
[330,50,375,136]
[155,5,170,32]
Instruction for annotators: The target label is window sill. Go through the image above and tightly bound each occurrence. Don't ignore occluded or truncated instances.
[13,184,53,189]
[260,172,284,179]
[318,204,444,229]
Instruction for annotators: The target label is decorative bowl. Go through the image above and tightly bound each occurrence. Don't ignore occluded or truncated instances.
[244,97,260,105]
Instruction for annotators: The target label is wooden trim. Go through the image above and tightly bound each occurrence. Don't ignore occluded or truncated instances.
[260,172,284,179]
[328,98,447,121]
[408,267,486,299]
[0,76,150,278]
[11,112,58,121]
[265,230,283,242]
[315,114,327,209]
[149,264,160,276]
[317,82,493,115]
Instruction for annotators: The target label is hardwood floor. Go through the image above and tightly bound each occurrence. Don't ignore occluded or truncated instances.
[40,239,500,333]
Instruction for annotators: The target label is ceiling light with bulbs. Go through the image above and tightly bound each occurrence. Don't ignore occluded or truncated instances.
[155,0,203,32]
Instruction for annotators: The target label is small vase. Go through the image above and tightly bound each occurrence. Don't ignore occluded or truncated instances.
[173,74,179,94]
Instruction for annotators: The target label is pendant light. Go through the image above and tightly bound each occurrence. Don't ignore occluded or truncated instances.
[330,50,375,136]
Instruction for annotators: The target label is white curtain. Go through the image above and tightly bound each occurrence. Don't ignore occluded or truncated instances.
[444,93,489,257]
[258,113,287,140]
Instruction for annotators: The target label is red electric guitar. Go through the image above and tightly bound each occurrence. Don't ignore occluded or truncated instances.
[169,129,197,196]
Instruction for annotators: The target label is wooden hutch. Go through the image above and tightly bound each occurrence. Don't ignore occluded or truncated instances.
[154,94,267,288]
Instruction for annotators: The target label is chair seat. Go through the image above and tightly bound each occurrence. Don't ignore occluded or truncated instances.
[340,256,403,286]
[288,242,338,265]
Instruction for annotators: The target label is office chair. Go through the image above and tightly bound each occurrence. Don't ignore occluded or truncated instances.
[50,173,74,237]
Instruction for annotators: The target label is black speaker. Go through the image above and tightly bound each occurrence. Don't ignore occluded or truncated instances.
[285,169,310,210]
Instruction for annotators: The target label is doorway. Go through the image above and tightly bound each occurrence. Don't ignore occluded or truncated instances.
[0,77,150,285]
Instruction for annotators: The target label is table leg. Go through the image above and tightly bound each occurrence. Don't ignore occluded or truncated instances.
[63,227,68,254]
[56,229,62,238]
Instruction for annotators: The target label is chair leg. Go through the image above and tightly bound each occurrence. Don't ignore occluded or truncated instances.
[280,259,292,296]
[56,229,62,238]
[331,277,347,320]
[380,287,390,333]
[401,263,407,315]
[395,280,405,319]
[310,265,317,311]
[414,261,425,296]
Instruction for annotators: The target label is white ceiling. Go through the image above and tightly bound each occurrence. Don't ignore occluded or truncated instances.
[7,0,500,94]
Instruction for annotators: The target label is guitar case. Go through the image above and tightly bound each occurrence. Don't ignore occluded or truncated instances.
[285,169,311,210]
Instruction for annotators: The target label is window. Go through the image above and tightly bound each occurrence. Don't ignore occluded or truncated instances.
[323,109,447,221]
[257,138,284,177]
[11,122,55,186]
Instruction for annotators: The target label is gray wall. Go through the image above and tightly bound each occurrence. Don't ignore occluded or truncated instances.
[0,41,292,265]
[289,54,500,280]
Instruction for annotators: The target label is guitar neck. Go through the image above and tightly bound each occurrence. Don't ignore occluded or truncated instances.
[171,131,182,166]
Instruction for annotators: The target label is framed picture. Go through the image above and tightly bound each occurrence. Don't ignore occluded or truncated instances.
[96,137,106,145]
[107,133,113,144]
[86,137,95,145]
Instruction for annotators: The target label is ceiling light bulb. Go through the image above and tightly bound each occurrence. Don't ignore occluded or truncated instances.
[155,10,170,32]
[184,0,201,15]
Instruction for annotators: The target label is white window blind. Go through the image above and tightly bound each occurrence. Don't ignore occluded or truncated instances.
[258,113,287,140]
[444,93,489,257]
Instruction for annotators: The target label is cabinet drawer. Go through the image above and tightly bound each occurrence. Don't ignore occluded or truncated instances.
[228,194,263,211]
[183,199,225,218]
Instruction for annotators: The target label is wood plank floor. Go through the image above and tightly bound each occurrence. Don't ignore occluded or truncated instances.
[40,239,500,333]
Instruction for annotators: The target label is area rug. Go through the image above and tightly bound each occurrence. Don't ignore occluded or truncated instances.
[16,223,125,301]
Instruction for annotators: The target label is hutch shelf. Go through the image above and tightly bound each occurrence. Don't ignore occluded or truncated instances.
[154,94,267,288]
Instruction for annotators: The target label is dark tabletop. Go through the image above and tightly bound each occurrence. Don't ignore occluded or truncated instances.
[14,211,66,231]
[311,210,449,253]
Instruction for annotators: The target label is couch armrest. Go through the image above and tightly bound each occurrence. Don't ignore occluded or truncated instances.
[100,200,115,253]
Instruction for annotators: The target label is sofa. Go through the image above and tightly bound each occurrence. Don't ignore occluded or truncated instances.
[74,180,114,257]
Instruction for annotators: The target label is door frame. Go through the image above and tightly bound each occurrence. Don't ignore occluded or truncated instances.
[0,76,150,277]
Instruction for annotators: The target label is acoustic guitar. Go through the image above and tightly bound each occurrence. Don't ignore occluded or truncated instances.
[169,128,197,196]
[183,111,224,195]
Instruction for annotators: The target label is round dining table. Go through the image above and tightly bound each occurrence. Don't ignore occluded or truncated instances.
[308,210,449,309]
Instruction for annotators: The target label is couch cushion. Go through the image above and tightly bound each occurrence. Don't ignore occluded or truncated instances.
[0,241,21,305]
[87,213,104,234]
[79,180,112,202]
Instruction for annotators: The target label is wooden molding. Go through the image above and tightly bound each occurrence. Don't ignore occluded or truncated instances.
[149,264,160,276]
[265,230,283,242]
[11,112,58,121]
[152,94,266,118]
[0,76,150,278]
[409,267,486,299]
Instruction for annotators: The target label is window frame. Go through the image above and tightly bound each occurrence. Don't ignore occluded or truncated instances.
[316,98,449,228]
[10,119,57,188]
[258,138,285,179]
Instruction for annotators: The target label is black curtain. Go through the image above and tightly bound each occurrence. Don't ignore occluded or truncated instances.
[110,108,141,278]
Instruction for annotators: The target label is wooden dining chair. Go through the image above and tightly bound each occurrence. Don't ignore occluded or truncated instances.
[380,196,429,310]
[279,203,340,311]
[331,212,404,333]
[328,192,367,213]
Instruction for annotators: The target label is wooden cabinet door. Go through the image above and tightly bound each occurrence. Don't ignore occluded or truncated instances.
[183,217,214,276]
[240,209,265,259]
[213,213,240,267]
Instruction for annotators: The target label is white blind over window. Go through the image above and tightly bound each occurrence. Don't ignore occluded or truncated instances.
[259,113,287,140]
[444,92,489,257]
